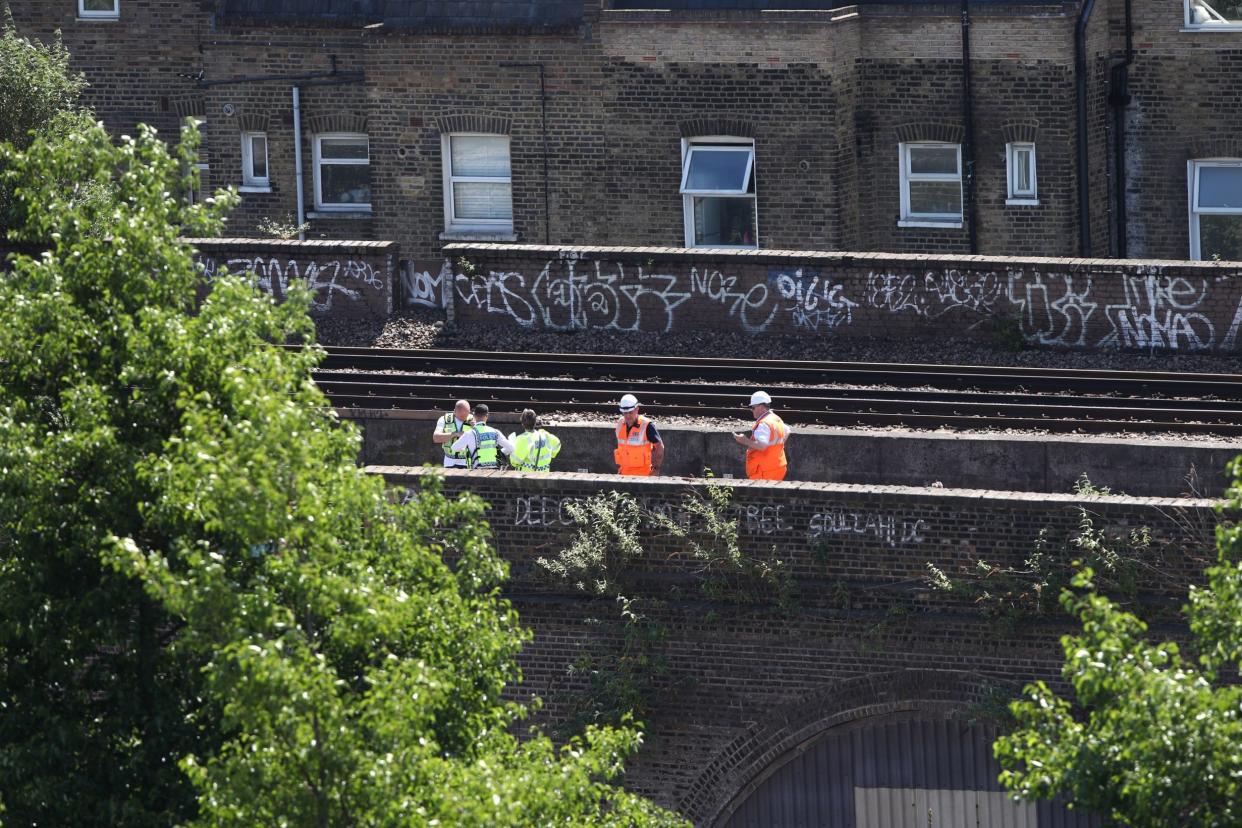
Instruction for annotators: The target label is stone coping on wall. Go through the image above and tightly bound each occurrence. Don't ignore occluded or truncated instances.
[365,464,1224,510]
[441,241,1242,272]
[185,237,396,254]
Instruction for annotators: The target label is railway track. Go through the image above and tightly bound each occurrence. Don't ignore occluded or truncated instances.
[305,346,1242,436]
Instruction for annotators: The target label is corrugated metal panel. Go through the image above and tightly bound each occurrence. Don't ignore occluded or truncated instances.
[853,788,1037,828]
[720,717,1098,828]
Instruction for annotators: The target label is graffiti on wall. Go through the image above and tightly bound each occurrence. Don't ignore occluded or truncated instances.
[808,509,927,548]
[401,260,449,309]
[452,256,1242,352]
[200,255,385,313]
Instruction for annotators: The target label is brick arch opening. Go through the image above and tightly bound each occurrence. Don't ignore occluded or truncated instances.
[679,669,1009,826]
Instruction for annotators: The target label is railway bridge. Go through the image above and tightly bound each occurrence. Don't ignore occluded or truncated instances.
[372,465,1220,827]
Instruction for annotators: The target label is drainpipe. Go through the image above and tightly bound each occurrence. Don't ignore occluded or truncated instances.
[499,61,551,244]
[1075,0,1098,256]
[292,85,306,241]
[960,0,978,253]
[1110,0,1134,257]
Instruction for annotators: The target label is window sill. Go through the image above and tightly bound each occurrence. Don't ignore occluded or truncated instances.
[238,185,273,194]
[1005,198,1040,206]
[1181,25,1242,31]
[307,209,372,220]
[897,219,964,229]
[439,230,518,242]
[76,16,120,21]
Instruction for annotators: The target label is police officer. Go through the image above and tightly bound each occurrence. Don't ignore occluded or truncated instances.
[733,390,790,481]
[432,399,473,469]
[508,408,562,473]
[614,394,664,476]
[451,404,515,470]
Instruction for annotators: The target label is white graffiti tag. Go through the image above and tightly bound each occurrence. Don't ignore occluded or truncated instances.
[1099,273,1214,351]
[204,256,383,313]
[808,510,926,547]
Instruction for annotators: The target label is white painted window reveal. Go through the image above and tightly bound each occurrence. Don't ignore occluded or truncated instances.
[1185,0,1242,28]
[313,134,371,211]
[898,142,963,227]
[240,131,269,189]
[185,118,209,206]
[442,134,513,232]
[680,137,758,248]
[1188,159,1242,261]
[79,0,119,19]
[1006,142,1038,204]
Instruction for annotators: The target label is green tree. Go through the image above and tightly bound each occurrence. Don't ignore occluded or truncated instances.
[994,462,1242,827]
[0,119,685,825]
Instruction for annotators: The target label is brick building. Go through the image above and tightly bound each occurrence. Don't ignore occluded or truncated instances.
[8,1,1242,269]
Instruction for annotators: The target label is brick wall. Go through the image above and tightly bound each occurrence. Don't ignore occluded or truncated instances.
[447,242,1242,352]
[188,237,396,320]
[370,465,1223,821]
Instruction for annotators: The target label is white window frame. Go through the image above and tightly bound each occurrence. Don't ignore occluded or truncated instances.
[1006,142,1038,204]
[312,133,371,212]
[898,142,963,228]
[441,133,513,233]
[1184,0,1242,30]
[240,131,270,191]
[1187,158,1242,260]
[78,0,120,19]
[680,136,759,249]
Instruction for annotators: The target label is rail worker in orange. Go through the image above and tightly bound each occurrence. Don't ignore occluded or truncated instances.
[614,393,665,476]
[733,390,790,481]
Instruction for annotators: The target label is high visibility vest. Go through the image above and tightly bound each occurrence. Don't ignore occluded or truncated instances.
[440,413,469,462]
[511,428,561,472]
[467,424,501,469]
[615,415,654,476]
[746,412,788,481]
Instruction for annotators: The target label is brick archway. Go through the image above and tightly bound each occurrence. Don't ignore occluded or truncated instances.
[679,669,1007,826]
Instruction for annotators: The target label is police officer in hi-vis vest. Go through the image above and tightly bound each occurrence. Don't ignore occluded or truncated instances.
[451,404,516,470]
[733,390,790,481]
[614,394,664,476]
[507,408,562,473]
[432,399,473,469]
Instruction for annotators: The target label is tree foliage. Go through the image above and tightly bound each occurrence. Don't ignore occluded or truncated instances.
[0,118,685,825]
[994,462,1242,827]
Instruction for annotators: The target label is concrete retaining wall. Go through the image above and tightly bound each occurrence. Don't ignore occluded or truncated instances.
[188,237,397,320]
[346,409,1238,497]
[445,243,1242,353]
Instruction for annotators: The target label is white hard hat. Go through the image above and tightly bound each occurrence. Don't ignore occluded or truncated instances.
[749,390,772,406]
[619,393,640,412]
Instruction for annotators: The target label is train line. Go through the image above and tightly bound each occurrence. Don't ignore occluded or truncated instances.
[305,346,1242,436]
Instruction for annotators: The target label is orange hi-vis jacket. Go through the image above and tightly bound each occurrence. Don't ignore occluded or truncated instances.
[746,412,788,481]
[615,415,654,476]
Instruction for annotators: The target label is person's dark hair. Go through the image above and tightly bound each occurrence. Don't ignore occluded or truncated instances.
[520,408,537,431]
[473,403,489,418]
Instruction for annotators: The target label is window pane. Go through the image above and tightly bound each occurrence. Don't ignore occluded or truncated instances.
[1014,149,1033,193]
[908,146,959,175]
[319,137,368,161]
[83,0,118,11]
[693,196,756,246]
[451,136,511,177]
[1198,165,1242,209]
[909,181,962,216]
[320,164,371,205]
[250,135,267,179]
[454,182,513,221]
[1200,214,1242,261]
[685,148,752,192]
[1191,0,1242,23]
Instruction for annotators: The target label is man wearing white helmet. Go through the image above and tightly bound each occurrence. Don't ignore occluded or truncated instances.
[614,393,664,476]
[733,390,790,481]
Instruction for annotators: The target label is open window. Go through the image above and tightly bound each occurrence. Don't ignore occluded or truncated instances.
[1189,160,1242,260]
[680,138,757,248]
[899,142,962,226]
[1186,0,1242,27]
